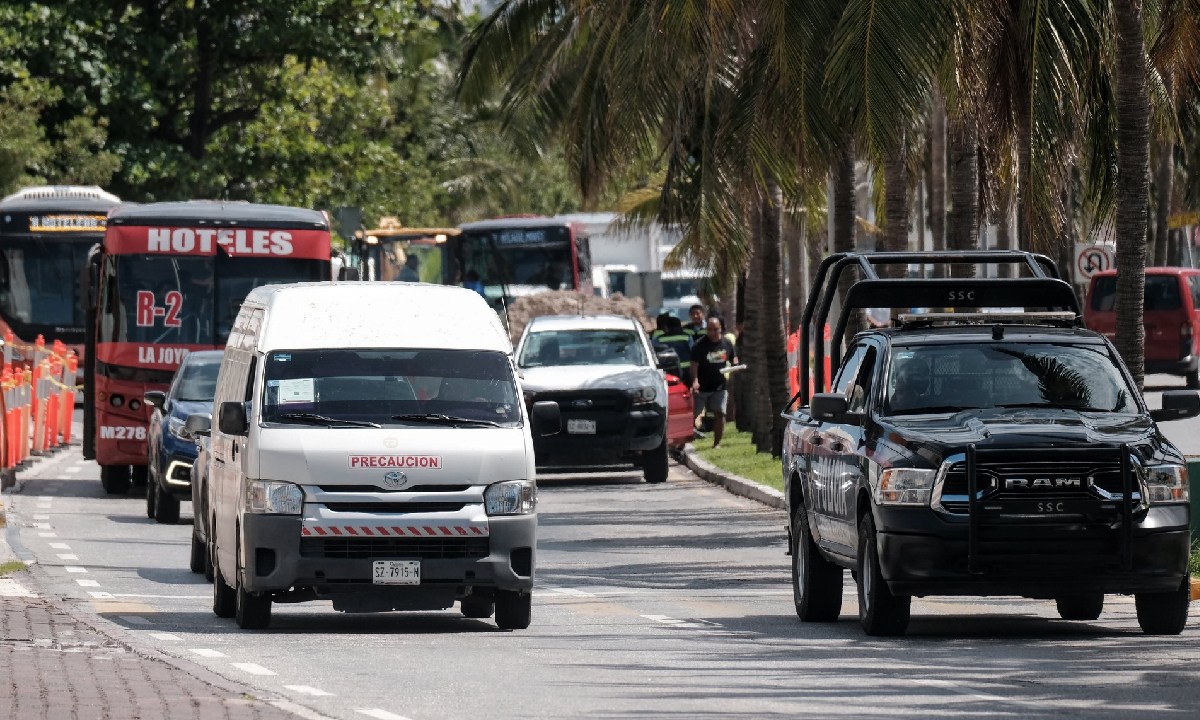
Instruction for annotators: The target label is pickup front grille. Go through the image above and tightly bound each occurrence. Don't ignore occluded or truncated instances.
[939,456,1137,515]
[300,536,489,560]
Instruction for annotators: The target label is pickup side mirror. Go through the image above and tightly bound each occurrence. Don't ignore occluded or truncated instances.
[810,392,859,424]
[1150,390,1200,422]
[654,345,682,377]
[143,390,166,410]
[531,400,562,436]
[183,413,212,439]
[218,401,249,435]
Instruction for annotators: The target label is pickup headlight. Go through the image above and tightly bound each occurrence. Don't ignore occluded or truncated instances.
[875,468,936,506]
[485,480,537,515]
[631,385,658,405]
[1144,464,1188,504]
[167,415,186,438]
[245,481,303,514]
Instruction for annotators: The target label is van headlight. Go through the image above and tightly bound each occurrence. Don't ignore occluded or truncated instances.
[245,481,303,514]
[1144,464,1188,504]
[484,480,537,515]
[631,385,658,405]
[875,468,936,506]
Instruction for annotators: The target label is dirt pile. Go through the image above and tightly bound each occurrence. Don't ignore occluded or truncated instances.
[504,291,651,343]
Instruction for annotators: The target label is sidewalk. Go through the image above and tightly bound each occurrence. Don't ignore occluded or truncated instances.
[0,452,317,720]
[680,444,785,511]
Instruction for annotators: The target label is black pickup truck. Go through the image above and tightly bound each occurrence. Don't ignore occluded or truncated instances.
[783,251,1200,636]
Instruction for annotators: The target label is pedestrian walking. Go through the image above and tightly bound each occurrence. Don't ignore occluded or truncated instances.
[691,316,737,449]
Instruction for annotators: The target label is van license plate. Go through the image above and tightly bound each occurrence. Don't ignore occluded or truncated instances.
[373,560,420,585]
[567,419,596,434]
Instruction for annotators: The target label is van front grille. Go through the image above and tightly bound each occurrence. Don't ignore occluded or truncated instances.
[300,536,489,560]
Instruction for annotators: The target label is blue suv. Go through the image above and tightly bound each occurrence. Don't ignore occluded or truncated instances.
[143,350,223,524]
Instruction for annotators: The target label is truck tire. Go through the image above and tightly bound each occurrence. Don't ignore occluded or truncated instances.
[100,465,131,495]
[212,556,236,619]
[189,530,206,574]
[153,484,180,524]
[643,438,669,484]
[1136,578,1190,635]
[495,590,531,630]
[791,509,843,622]
[857,514,910,636]
[461,595,495,619]
[1055,593,1104,621]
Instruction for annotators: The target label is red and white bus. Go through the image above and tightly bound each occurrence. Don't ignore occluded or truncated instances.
[0,186,121,363]
[83,201,333,494]
[452,217,593,309]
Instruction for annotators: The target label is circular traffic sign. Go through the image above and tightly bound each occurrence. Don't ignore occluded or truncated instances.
[1076,246,1112,280]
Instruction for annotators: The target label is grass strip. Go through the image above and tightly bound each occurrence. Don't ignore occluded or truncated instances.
[693,427,783,492]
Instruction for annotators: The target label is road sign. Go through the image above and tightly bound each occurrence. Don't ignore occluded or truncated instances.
[1075,244,1113,281]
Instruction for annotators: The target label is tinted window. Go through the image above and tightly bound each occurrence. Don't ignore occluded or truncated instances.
[1090,275,1182,312]
[518,329,648,367]
[262,349,519,426]
[173,358,221,401]
[833,344,868,395]
[884,343,1136,415]
[0,236,93,329]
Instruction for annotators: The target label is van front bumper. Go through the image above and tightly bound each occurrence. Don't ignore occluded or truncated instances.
[238,513,536,599]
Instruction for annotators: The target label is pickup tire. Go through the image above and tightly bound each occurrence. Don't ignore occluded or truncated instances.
[791,509,843,622]
[100,465,131,495]
[1055,593,1104,621]
[857,514,910,636]
[643,438,669,484]
[495,590,531,630]
[1135,578,1190,635]
[189,530,206,574]
[212,555,236,619]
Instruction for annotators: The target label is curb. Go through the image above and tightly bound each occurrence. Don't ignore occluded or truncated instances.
[681,444,786,511]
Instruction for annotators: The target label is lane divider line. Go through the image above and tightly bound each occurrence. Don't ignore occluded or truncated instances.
[285,685,336,697]
[37,532,56,538]
[63,566,87,574]
[149,632,180,641]
[49,542,70,549]
[232,662,277,676]
[87,591,113,599]
[75,579,100,587]
[57,554,78,561]
[189,648,227,658]
[355,709,415,720]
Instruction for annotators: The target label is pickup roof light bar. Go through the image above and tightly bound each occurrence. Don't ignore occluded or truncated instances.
[895,311,1080,330]
[797,251,1080,405]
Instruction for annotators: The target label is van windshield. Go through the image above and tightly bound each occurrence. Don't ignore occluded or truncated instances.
[261,349,520,427]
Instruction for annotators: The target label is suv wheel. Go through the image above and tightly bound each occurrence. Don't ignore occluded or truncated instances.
[100,465,131,495]
[495,590,531,630]
[1055,593,1104,621]
[131,465,148,487]
[856,514,910,636]
[791,509,843,621]
[1135,578,1190,635]
[643,438,669,484]
[145,473,157,519]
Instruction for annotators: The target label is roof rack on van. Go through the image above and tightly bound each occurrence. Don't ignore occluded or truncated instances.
[798,251,1080,404]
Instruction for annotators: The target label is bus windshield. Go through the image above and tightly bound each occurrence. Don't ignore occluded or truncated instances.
[0,235,95,332]
[109,255,328,346]
[458,226,574,302]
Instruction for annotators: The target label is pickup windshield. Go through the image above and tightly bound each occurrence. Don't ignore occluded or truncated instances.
[884,342,1137,416]
[261,348,520,427]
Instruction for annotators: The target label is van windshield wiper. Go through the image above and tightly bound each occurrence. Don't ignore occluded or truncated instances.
[391,413,501,428]
[274,412,381,428]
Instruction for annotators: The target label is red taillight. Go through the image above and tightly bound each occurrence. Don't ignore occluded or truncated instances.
[1182,322,1194,359]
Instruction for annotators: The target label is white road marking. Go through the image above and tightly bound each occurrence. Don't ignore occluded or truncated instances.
[64,566,87,574]
[88,591,114,599]
[109,593,209,599]
[38,532,56,538]
[641,614,723,630]
[32,515,50,520]
[0,579,35,598]
[57,554,78,561]
[119,615,152,626]
[49,543,70,549]
[149,632,180,641]
[189,648,227,658]
[64,466,81,473]
[232,663,276,676]
[34,523,50,529]
[285,685,335,697]
[355,710,415,720]
[75,579,100,587]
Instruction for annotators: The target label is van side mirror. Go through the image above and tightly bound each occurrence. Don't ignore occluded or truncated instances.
[531,400,561,436]
[1151,390,1200,422]
[184,413,212,439]
[218,401,249,435]
[143,390,166,410]
[811,393,854,424]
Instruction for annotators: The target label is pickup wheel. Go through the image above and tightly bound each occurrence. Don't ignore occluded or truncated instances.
[495,590,531,630]
[643,438,669,484]
[212,553,236,619]
[1055,593,1104,621]
[100,465,131,495]
[1135,578,1190,635]
[857,514,910,636]
[189,529,206,574]
[791,509,843,622]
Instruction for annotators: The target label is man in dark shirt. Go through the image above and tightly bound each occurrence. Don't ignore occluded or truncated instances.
[691,316,737,448]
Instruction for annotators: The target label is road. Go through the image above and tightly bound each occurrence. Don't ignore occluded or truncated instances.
[5,435,1200,719]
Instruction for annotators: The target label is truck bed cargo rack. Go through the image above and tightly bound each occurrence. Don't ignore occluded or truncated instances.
[796,251,1080,404]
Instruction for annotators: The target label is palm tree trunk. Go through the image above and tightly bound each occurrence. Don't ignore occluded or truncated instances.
[833,141,856,256]
[947,115,979,278]
[882,132,909,275]
[744,203,766,447]
[758,181,789,457]
[997,189,1013,278]
[1153,140,1173,267]
[1016,79,1033,253]
[930,88,947,271]
[1114,0,1151,390]
[786,212,806,334]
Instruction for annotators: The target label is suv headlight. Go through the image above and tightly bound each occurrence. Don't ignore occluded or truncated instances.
[485,480,537,515]
[167,415,186,438]
[1144,464,1188,504]
[245,481,303,514]
[631,385,658,405]
[875,468,936,506]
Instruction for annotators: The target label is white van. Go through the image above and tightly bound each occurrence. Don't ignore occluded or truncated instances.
[191,282,557,630]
